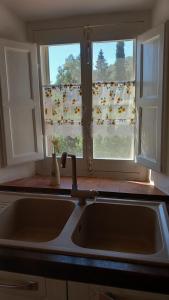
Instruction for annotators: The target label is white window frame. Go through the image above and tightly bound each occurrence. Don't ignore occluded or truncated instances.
[38,26,148,181]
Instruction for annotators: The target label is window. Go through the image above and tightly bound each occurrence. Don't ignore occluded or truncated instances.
[92,40,135,160]
[42,43,83,157]
[41,38,136,160]
[40,28,140,178]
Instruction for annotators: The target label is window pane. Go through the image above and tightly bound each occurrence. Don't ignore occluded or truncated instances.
[42,43,83,157]
[92,40,135,160]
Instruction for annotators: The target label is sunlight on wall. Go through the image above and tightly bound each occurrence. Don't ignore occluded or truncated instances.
[149,170,154,186]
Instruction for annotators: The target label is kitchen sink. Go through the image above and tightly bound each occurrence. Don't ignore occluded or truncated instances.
[0,193,168,266]
[72,202,164,255]
[0,198,75,242]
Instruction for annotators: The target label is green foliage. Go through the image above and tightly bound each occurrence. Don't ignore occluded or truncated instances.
[52,134,132,159]
[93,45,133,82]
[93,134,132,158]
[125,56,134,81]
[55,43,133,84]
[95,49,109,81]
[116,41,125,59]
[114,58,126,81]
[114,41,126,81]
[51,136,60,154]
[54,135,83,157]
[56,54,81,84]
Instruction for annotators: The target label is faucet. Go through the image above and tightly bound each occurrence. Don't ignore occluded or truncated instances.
[61,152,77,190]
[61,152,98,206]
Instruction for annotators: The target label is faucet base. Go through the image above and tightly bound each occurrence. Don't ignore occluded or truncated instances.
[71,189,98,206]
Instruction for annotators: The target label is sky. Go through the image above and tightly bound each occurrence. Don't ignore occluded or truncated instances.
[48,40,134,84]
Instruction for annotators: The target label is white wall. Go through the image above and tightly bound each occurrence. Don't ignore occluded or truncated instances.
[0,163,35,184]
[152,0,169,26]
[150,0,169,194]
[0,2,27,41]
[0,2,36,183]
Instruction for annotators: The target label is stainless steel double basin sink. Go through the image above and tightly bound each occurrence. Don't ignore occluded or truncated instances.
[0,194,168,265]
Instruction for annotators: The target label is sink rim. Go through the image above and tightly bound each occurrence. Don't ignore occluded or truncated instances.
[71,200,165,255]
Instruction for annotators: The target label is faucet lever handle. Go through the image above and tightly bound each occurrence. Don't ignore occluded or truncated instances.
[61,152,67,168]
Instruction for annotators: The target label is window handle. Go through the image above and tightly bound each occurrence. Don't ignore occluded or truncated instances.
[86,40,91,65]
[0,280,38,290]
[85,27,91,65]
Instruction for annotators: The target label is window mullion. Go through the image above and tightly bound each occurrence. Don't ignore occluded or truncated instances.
[81,30,93,174]
[40,46,50,85]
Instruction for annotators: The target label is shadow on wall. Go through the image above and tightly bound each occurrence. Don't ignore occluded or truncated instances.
[0,2,26,41]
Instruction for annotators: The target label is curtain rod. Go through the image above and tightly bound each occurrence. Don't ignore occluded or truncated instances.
[83,20,144,29]
[34,20,144,32]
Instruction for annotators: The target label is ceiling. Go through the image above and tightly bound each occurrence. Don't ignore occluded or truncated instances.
[1,0,156,22]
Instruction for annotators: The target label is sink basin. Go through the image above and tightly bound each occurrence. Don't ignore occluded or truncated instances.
[72,202,163,255]
[0,193,168,266]
[0,198,75,242]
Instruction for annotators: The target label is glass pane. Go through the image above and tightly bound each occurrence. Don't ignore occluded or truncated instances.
[43,43,83,157]
[92,40,135,160]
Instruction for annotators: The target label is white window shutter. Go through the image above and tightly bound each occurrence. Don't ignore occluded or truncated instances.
[136,24,165,172]
[0,39,44,166]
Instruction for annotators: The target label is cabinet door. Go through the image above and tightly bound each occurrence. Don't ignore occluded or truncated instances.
[0,271,67,300]
[68,281,169,300]
[0,271,47,300]
[136,24,165,172]
[0,39,44,166]
[46,278,67,300]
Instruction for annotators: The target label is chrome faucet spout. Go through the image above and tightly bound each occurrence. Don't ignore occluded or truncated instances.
[61,152,98,205]
[61,152,78,191]
[68,154,77,191]
[61,152,67,168]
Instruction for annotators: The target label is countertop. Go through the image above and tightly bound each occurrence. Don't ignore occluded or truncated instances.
[0,176,168,294]
[1,175,165,195]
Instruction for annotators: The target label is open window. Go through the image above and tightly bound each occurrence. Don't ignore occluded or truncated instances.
[136,24,165,173]
[42,43,83,158]
[91,39,136,177]
[0,24,164,177]
[39,23,167,179]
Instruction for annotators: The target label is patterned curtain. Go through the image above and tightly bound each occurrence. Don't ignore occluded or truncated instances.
[43,84,82,126]
[43,82,135,156]
[43,81,135,128]
[92,81,135,125]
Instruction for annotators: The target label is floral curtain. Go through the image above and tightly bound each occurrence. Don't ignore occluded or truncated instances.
[43,84,82,126]
[43,81,135,128]
[92,81,135,126]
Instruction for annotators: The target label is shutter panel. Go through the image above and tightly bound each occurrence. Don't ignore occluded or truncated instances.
[0,39,44,166]
[136,24,165,172]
